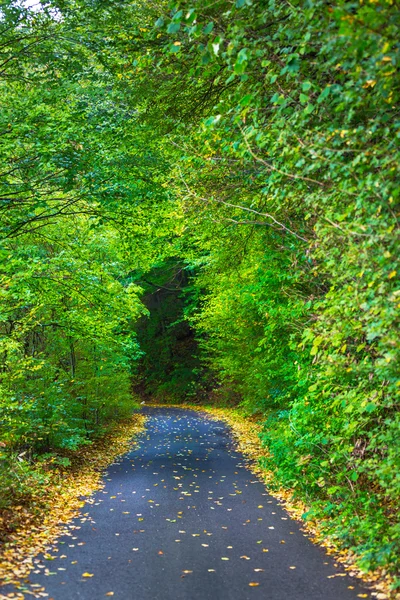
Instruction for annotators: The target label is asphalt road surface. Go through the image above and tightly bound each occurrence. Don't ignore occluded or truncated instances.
[3,407,372,599]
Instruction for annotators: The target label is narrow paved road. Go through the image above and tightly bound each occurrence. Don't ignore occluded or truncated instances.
[6,408,371,599]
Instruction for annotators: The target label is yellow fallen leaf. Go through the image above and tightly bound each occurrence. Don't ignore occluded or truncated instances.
[82,572,94,577]
[182,570,193,574]
[249,582,260,587]
[240,556,250,560]
[105,593,114,597]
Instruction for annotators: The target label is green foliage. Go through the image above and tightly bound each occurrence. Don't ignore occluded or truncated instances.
[0,220,145,451]
[129,0,399,578]
[188,232,308,413]
[0,0,398,582]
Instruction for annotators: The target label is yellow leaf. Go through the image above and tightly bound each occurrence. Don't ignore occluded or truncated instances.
[388,270,396,279]
[105,593,114,597]
[249,582,260,587]
[82,572,94,578]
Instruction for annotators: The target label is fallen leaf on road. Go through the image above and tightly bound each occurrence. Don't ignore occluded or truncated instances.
[249,582,260,587]
[82,572,94,577]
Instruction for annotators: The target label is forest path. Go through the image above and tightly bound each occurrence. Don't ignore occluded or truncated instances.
[7,407,371,599]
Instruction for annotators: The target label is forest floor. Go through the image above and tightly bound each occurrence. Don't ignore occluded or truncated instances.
[0,407,377,600]
[0,413,146,594]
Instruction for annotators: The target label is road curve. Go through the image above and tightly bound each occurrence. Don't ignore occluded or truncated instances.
[3,407,371,599]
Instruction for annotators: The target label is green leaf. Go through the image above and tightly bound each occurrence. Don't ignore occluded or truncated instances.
[304,103,315,114]
[167,22,180,34]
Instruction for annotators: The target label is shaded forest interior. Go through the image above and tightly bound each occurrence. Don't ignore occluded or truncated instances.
[134,262,201,401]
